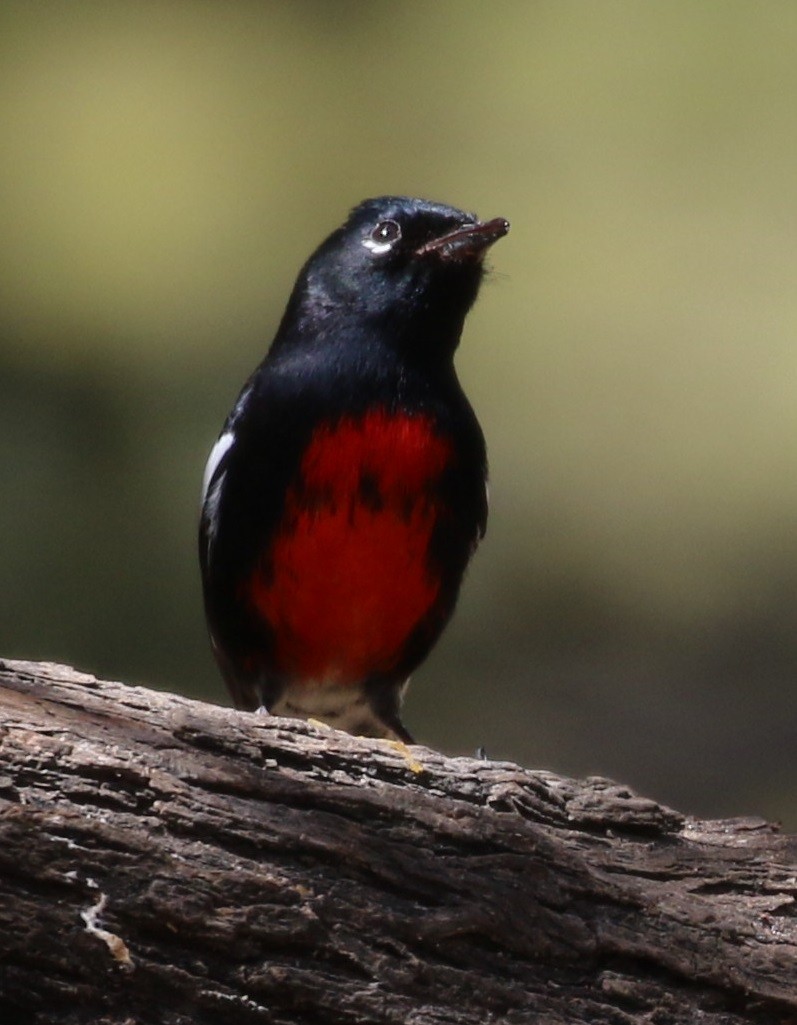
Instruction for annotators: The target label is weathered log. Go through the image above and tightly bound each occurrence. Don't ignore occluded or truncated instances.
[0,658,795,1025]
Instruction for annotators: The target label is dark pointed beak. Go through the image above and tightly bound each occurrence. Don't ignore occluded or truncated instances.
[414,217,510,262]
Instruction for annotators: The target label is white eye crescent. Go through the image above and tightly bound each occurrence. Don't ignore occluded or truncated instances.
[362,238,393,255]
[362,219,401,255]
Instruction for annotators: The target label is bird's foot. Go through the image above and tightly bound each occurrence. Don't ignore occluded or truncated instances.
[387,739,424,774]
[306,717,333,731]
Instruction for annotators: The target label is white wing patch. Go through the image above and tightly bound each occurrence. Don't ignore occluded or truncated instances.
[201,472,227,560]
[200,430,235,563]
[201,430,235,506]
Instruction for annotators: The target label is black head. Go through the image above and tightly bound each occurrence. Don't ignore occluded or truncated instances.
[276,196,509,363]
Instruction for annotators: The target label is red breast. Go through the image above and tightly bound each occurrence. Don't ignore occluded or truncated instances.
[243,410,453,684]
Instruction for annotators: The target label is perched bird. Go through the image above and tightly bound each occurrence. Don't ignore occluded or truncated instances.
[199,196,508,743]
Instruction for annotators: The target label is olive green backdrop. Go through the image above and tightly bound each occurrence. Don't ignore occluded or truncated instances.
[2,2,796,826]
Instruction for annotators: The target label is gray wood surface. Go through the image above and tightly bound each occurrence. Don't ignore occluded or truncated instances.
[0,659,795,1024]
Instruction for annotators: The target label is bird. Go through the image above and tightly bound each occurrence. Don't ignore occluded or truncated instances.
[199,196,508,743]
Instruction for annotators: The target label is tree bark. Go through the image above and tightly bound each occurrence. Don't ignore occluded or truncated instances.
[0,659,795,1025]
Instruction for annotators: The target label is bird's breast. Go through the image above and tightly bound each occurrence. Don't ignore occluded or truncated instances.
[242,409,454,683]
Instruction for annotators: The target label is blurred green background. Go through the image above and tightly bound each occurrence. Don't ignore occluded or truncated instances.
[1,1,796,826]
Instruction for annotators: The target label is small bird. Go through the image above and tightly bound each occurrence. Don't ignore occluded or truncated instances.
[199,196,508,743]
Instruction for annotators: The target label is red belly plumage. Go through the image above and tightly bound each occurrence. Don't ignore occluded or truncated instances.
[245,411,452,683]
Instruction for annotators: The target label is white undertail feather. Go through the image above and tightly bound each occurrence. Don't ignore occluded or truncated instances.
[270,679,408,741]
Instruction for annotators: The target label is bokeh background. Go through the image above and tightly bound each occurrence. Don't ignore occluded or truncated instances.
[2,2,796,827]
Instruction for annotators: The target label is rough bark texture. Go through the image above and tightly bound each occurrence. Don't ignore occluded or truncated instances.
[0,659,795,1025]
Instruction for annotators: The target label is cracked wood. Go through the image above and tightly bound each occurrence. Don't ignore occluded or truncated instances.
[0,659,795,1025]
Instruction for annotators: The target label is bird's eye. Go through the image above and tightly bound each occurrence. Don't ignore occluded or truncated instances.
[372,220,401,244]
[362,219,402,255]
